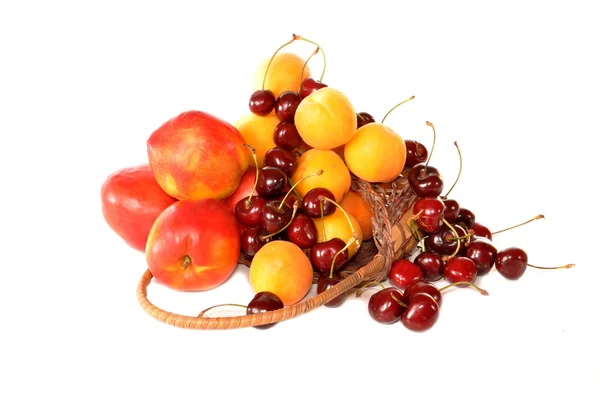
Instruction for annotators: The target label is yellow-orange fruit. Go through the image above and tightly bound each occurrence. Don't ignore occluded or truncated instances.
[291,149,351,203]
[314,210,363,258]
[252,52,311,99]
[340,190,374,241]
[235,112,279,166]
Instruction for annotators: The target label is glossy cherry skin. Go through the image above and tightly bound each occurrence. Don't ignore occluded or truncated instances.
[317,273,347,308]
[414,251,444,281]
[234,195,266,227]
[256,166,287,198]
[275,91,302,123]
[264,147,298,177]
[408,163,444,197]
[456,207,476,230]
[389,259,424,291]
[465,238,497,276]
[310,238,349,273]
[302,187,336,218]
[260,200,293,234]
[241,226,267,257]
[249,90,276,116]
[356,112,376,128]
[286,213,317,249]
[404,140,428,169]
[247,291,285,330]
[442,199,460,223]
[424,224,461,256]
[401,292,440,332]
[413,196,445,233]
[368,287,406,324]
[273,121,302,150]
[495,247,528,280]
[404,280,442,308]
[300,77,328,98]
[444,256,477,285]
[472,221,492,240]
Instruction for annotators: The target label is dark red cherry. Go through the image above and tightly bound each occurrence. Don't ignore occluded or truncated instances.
[273,121,302,150]
[256,166,287,198]
[465,238,497,276]
[300,77,328,98]
[264,147,298,176]
[368,287,406,324]
[442,199,460,223]
[401,292,440,332]
[404,280,442,308]
[424,224,461,256]
[414,251,444,281]
[302,187,336,218]
[444,256,477,285]
[456,207,476,230]
[389,259,423,291]
[241,226,268,257]
[472,221,492,240]
[316,273,347,308]
[275,91,302,123]
[310,238,349,274]
[408,163,444,197]
[249,90,276,116]
[247,291,284,330]
[356,112,376,128]
[260,200,293,234]
[234,195,266,227]
[413,197,445,233]
[495,247,528,280]
[286,213,317,249]
[404,140,428,169]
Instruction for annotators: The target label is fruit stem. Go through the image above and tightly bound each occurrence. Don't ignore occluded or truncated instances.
[491,214,545,235]
[449,229,475,242]
[389,291,408,308]
[262,201,300,240]
[320,196,361,253]
[441,218,461,260]
[181,255,192,270]
[298,47,320,92]
[329,235,357,278]
[279,169,323,210]
[355,281,386,297]
[381,96,415,124]
[293,34,327,82]
[198,303,247,317]
[441,141,462,199]
[320,199,327,242]
[243,144,260,206]
[527,263,575,270]
[424,121,437,172]
[262,35,298,90]
[439,281,489,295]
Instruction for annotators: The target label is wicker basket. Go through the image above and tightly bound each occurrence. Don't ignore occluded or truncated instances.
[136,173,419,329]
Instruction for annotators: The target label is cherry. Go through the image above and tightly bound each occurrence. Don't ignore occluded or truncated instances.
[356,112,375,128]
[240,226,269,257]
[300,77,328,98]
[310,237,349,273]
[414,251,444,281]
[465,237,497,276]
[286,213,317,249]
[472,221,492,240]
[316,273,347,308]
[235,195,267,227]
[389,259,424,291]
[302,187,336,218]
[495,247,528,280]
[249,89,276,116]
[404,140,428,169]
[444,256,477,286]
[404,280,442,308]
[261,199,293,234]
[408,164,444,197]
[413,196,445,233]
[264,147,298,176]
[442,199,460,223]
[247,291,285,330]
[273,121,302,150]
[275,91,302,123]
[401,292,440,332]
[256,166,287,198]
[367,287,406,324]
[424,222,463,256]
[456,207,476,230]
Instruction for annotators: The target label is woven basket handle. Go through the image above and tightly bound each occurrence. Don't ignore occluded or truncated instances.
[136,254,386,330]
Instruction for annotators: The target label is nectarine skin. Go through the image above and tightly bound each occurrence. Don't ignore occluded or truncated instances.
[146,199,241,291]
[147,110,250,201]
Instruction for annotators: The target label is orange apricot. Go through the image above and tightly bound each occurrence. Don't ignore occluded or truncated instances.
[340,190,374,241]
[249,241,313,306]
[344,123,407,183]
[314,209,363,258]
[291,149,351,203]
[253,52,311,99]
[235,112,279,166]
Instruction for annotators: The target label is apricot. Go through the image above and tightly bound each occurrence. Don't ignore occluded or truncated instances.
[294,87,357,149]
[340,190,374,241]
[235,113,279,166]
[291,149,351,203]
[249,240,313,306]
[314,209,363,259]
[344,123,407,183]
[252,52,311,99]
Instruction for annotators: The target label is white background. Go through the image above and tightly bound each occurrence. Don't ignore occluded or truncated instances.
[1,1,598,397]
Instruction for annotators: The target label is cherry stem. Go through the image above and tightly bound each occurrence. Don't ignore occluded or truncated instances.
[390,291,408,308]
[198,303,247,317]
[441,141,462,199]
[243,144,259,206]
[320,196,360,253]
[320,199,327,242]
[293,34,327,82]
[355,281,386,297]
[329,235,357,279]
[262,201,300,240]
[441,218,461,260]
[527,263,575,270]
[449,229,475,242]
[491,214,545,235]
[439,281,489,295]
[278,169,323,210]
[262,35,297,90]
[298,47,319,92]
[381,95,415,124]
[182,255,192,270]
[424,121,437,172]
